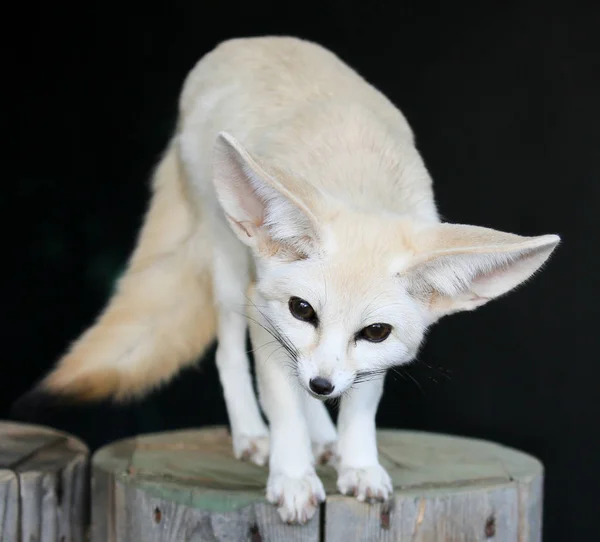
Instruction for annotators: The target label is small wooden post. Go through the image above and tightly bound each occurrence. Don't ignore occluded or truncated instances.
[91,426,542,541]
[0,420,89,542]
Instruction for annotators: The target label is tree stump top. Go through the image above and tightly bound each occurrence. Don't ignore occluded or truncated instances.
[92,426,543,541]
[93,426,541,506]
[0,421,88,472]
[0,420,90,541]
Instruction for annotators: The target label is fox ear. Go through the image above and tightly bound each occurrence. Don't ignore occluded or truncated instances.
[212,131,320,258]
[402,223,560,317]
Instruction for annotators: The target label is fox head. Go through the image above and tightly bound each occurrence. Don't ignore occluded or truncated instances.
[213,132,560,399]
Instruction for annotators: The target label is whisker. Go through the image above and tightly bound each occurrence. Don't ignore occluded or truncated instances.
[246,339,279,355]
[383,366,406,383]
[398,366,426,396]
[353,368,388,384]
[241,310,296,359]
[240,294,301,370]
[327,395,343,409]
[415,358,453,380]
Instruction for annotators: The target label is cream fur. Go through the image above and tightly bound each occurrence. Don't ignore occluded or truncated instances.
[36,36,560,524]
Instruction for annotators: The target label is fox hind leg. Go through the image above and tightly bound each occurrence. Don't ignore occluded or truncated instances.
[302,394,338,466]
[211,224,269,466]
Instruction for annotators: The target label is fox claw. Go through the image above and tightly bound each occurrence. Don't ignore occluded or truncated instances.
[267,470,325,524]
[233,434,270,467]
[337,464,392,503]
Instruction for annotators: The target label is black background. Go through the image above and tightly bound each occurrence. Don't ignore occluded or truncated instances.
[5,0,597,539]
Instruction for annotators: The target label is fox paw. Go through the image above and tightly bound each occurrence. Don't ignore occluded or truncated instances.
[267,470,325,524]
[232,433,270,467]
[312,440,338,466]
[337,464,393,502]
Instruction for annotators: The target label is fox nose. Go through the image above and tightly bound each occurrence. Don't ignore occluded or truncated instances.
[309,377,334,396]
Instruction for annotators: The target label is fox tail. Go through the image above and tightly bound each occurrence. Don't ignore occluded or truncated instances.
[18,140,217,406]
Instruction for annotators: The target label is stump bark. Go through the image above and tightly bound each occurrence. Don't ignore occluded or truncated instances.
[0,420,89,542]
[91,426,543,541]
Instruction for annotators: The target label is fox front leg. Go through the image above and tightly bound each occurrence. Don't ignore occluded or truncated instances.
[248,299,325,525]
[335,375,393,502]
[302,393,338,466]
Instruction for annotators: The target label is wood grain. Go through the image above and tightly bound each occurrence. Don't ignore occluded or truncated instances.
[91,426,543,541]
[0,470,19,541]
[0,421,90,542]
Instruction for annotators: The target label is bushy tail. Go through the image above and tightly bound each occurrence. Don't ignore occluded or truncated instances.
[29,141,216,402]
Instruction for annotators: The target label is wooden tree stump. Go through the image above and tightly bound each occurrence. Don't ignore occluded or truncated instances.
[91,426,543,541]
[0,420,90,542]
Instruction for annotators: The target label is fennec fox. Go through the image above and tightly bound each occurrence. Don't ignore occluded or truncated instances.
[23,37,560,523]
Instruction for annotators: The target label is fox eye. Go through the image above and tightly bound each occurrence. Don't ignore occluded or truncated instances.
[288,297,317,324]
[358,323,392,343]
